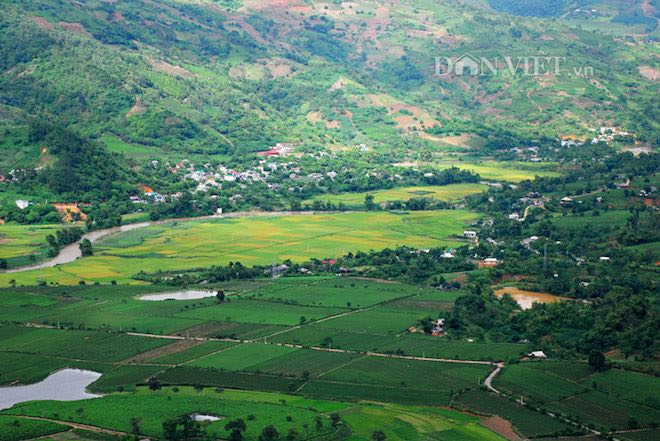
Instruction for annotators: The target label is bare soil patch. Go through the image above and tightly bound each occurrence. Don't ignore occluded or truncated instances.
[30,16,54,30]
[150,59,195,79]
[481,416,523,441]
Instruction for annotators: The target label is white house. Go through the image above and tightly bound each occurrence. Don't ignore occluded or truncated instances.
[463,230,477,238]
[15,199,30,210]
[528,351,547,359]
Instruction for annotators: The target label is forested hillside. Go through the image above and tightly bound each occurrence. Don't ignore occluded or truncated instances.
[0,0,657,176]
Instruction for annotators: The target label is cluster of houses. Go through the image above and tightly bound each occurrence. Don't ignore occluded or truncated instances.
[560,127,633,148]
[130,184,167,204]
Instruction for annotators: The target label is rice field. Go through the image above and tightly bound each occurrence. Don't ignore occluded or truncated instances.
[0,210,477,285]
[439,160,560,182]
[305,183,488,206]
[0,223,66,263]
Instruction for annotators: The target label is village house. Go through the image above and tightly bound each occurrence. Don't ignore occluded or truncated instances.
[463,230,477,239]
[482,257,499,267]
[528,350,547,359]
[15,199,30,210]
[520,236,539,247]
[431,319,445,336]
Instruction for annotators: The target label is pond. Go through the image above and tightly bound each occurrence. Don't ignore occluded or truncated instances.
[138,290,218,301]
[191,413,222,422]
[494,287,568,310]
[0,369,102,410]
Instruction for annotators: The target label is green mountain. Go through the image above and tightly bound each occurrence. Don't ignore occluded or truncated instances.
[0,0,657,173]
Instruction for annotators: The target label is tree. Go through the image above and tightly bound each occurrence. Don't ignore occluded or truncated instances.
[364,194,376,210]
[225,418,247,441]
[147,377,162,390]
[79,239,93,257]
[258,425,279,441]
[315,416,323,431]
[588,349,606,372]
[130,417,141,435]
[0,258,7,269]
[372,430,387,441]
[216,290,226,303]
[287,427,299,440]
[162,419,178,440]
[330,413,341,427]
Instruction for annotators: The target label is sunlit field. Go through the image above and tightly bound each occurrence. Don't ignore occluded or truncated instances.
[1,210,476,285]
[305,183,487,206]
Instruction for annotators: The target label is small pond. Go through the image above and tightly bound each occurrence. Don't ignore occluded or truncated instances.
[191,413,222,422]
[138,290,218,301]
[0,369,102,410]
[494,287,568,310]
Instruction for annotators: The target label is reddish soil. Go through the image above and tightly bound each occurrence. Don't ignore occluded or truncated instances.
[480,416,523,441]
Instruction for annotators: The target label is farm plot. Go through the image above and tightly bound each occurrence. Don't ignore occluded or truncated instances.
[375,335,529,361]
[175,299,345,326]
[0,352,111,385]
[304,183,488,206]
[87,364,167,393]
[150,341,238,365]
[340,402,507,441]
[0,285,212,334]
[0,210,477,286]
[437,160,560,182]
[247,349,361,378]
[496,363,585,402]
[0,326,169,363]
[243,276,421,308]
[454,390,577,438]
[270,326,396,352]
[190,343,299,371]
[309,308,426,335]
[495,362,660,431]
[0,223,67,266]
[320,356,489,389]
[0,416,68,441]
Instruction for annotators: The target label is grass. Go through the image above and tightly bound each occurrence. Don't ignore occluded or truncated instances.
[304,183,488,206]
[0,210,477,286]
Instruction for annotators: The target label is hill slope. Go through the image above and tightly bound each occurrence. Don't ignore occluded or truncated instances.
[0,0,657,171]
